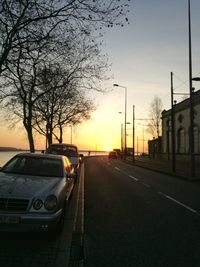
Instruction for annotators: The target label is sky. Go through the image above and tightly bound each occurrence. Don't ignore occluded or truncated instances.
[0,0,200,152]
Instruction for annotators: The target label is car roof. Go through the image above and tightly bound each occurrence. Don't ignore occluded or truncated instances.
[16,152,65,160]
[48,143,78,148]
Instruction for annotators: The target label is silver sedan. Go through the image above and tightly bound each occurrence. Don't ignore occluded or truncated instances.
[0,153,75,232]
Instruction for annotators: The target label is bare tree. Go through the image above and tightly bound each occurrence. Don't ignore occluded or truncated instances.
[0,49,53,152]
[0,32,105,151]
[33,85,95,146]
[0,0,130,151]
[146,96,163,138]
[0,0,130,75]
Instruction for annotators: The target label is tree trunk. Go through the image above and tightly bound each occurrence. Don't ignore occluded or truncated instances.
[59,126,63,143]
[23,102,35,152]
[47,126,53,145]
[24,118,35,152]
[27,128,35,152]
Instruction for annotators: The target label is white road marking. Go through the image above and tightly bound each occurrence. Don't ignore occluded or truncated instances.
[129,175,139,181]
[141,182,151,188]
[158,191,199,215]
[73,163,85,233]
[103,157,199,216]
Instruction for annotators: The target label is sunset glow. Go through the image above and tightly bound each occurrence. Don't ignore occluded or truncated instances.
[1,1,200,154]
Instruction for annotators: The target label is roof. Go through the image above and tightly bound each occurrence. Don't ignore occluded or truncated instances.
[162,89,200,118]
[15,152,65,160]
[48,143,78,149]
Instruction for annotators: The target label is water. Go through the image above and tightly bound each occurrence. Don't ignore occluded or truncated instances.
[0,150,108,166]
[0,151,23,166]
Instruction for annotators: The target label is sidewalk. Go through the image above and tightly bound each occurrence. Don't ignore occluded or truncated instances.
[125,156,200,181]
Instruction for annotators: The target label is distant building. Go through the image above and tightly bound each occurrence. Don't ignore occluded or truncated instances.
[126,147,133,156]
[161,89,200,159]
[148,136,162,158]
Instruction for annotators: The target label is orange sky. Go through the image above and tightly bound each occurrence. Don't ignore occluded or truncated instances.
[0,100,151,153]
[1,1,200,153]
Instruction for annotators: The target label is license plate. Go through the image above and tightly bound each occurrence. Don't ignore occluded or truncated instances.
[0,216,20,224]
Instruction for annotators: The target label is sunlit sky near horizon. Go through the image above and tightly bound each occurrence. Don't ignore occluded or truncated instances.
[0,0,200,152]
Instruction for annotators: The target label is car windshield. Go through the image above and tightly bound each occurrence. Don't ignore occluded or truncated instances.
[2,156,63,177]
[47,145,78,157]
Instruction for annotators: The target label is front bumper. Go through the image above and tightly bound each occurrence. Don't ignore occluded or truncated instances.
[0,209,63,232]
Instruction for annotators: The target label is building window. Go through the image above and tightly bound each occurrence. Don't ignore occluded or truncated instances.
[177,128,185,153]
[166,130,172,153]
[178,114,183,123]
[194,126,199,153]
[166,119,171,128]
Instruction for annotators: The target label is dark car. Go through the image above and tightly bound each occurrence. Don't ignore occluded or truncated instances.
[0,153,75,232]
[108,151,118,159]
[46,143,81,174]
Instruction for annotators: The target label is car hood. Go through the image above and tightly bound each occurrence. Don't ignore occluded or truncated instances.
[0,172,61,198]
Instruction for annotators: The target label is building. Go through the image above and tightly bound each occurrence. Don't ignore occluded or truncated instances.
[148,136,162,158]
[161,89,200,161]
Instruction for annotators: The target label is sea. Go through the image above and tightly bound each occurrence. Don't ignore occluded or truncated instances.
[0,151,27,166]
[0,150,108,167]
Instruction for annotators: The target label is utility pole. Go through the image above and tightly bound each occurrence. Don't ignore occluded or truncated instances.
[188,0,195,177]
[171,72,176,173]
[121,123,123,154]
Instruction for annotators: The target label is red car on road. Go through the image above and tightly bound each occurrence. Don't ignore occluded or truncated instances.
[108,151,118,159]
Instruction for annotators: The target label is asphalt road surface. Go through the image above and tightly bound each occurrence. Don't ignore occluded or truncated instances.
[84,156,200,267]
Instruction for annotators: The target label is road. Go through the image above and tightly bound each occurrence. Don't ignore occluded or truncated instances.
[84,156,200,267]
[1,156,200,267]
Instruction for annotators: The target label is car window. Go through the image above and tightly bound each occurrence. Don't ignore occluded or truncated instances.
[47,145,78,157]
[2,156,63,177]
[2,156,25,173]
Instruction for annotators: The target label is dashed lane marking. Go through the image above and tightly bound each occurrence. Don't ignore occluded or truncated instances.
[158,191,199,215]
[104,160,199,216]
[129,175,139,182]
[141,182,151,188]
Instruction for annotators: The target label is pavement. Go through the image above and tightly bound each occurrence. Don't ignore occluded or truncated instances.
[125,155,200,181]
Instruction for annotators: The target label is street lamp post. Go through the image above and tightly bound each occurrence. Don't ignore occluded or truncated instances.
[114,84,127,159]
[132,105,135,163]
[188,0,195,177]
[121,123,123,154]
[136,122,149,154]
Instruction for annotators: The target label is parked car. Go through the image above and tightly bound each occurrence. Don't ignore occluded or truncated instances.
[108,151,118,159]
[0,153,75,232]
[46,144,81,177]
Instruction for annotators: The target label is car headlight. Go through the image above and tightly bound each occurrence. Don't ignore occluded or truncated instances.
[33,199,43,210]
[44,195,57,211]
